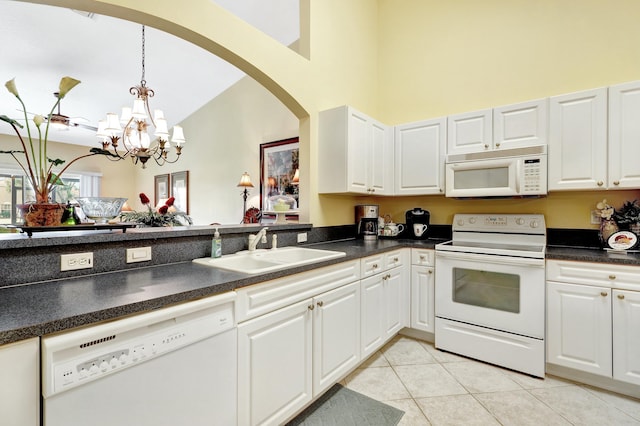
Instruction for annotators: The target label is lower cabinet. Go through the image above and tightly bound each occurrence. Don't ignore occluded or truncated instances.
[546,260,640,387]
[411,249,435,333]
[238,281,360,426]
[0,337,40,426]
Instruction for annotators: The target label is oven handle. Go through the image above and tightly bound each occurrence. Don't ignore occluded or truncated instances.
[435,250,545,268]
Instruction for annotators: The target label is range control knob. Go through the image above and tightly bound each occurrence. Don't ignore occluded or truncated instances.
[530,220,539,228]
[118,353,128,364]
[89,364,99,375]
[457,218,465,226]
[110,357,119,368]
[100,361,109,372]
[468,217,476,224]
[516,217,525,225]
[79,368,89,378]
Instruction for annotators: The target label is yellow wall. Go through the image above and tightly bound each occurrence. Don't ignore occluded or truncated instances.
[16,0,640,229]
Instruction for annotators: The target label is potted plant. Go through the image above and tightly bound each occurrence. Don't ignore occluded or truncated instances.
[120,193,192,227]
[613,200,640,234]
[0,77,110,226]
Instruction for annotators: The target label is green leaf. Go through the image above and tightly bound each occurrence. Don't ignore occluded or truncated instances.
[0,115,24,128]
[49,172,64,186]
[90,147,120,158]
[47,158,66,167]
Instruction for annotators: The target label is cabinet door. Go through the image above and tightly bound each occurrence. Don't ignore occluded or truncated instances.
[384,266,410,339]
[493,98,548,149]
[0,338,39,426]
[608,81,640,190]
[546,281,612,377]
[313,282,361,396]
[447,109,492,155]
[394,118,446,195]
[411,265,435,333]
[347,109,371,194]
[361,274,384,359]
[369,119,394,195]
[238,299,313,426]
[613,289,640,386]
[548,88,607,191]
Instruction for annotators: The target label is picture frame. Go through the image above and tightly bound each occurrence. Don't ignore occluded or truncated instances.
[260,137,299,213]
[170,171,189,214]
[154,174,170,207]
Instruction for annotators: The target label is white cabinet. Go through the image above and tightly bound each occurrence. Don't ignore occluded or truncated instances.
[548,87,608,190]
[613,289,640,385]
[360,249,410,359]
[394,117,446,195]
[410,249,435,333]
[608,80,640,189]
[236,261,361,425]
[313,282,361,396]
[546,260,640,386]
[0,338,39,426]
[493,98,548,149]
[319,105,393,195]
[238,299,313,426]
[447,108,493,155]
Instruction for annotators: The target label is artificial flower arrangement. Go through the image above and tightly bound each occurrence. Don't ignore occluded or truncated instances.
[595,199,640,246]
[120,193,192,227]
[0,77,113,204]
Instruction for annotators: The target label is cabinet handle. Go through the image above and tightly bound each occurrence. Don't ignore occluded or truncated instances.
[495,143,501,147]
[308,304,315,311]
[597,181,604,187]
[601,291,608,297]
[484,144,489,149]
[317,301,324,307]
[428,270,433,274]
[609,275,616,280]
[386,274,392,280]
[613,180,620,186]
[372,264,378,269]
[393,257,399,262]
[618,294,625,300]
[419,255,426,261]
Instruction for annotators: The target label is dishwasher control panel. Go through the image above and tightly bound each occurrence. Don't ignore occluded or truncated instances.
[42,293,236,397]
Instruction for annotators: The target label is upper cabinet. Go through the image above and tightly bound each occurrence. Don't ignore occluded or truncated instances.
[447,108,492,155]
[608,80,640,190]
[394,117,446,195]
[548,87,608,191]
[447,99,547,156]
[318,106,393,195]
[493,99,548,149]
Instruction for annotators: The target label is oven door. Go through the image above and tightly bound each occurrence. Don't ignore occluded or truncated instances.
[435,250,545,339]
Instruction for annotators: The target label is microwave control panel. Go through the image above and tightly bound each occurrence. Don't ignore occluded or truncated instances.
[522,158,544,193]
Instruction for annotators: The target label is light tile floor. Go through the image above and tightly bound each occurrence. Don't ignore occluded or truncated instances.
[342,335,640,425]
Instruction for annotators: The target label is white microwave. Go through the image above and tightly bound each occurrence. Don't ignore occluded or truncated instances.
[445,145,547,198]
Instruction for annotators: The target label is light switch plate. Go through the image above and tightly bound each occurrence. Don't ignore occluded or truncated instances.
[126,247,152,263]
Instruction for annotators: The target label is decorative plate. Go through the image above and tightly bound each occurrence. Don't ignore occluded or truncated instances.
[607,231,638,250]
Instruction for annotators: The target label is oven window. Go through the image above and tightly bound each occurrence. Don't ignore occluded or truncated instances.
[452,268,520,313]
[453,167,509,190]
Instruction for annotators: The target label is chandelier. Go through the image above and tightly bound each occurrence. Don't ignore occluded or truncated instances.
[95,26,185,168]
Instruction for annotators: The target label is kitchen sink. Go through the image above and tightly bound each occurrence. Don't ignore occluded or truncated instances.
[192,246,346,274]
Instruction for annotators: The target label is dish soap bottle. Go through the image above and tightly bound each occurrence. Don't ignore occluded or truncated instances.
[212,228,222,258]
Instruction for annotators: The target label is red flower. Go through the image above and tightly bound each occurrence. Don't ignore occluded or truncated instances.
[139,193,150,205]
[165,197,175,207]
[158,205,169,214]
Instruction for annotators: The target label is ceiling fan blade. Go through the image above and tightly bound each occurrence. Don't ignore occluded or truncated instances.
[70,121,98,132]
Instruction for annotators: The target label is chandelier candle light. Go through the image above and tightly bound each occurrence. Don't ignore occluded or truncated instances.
[96,25,185,168]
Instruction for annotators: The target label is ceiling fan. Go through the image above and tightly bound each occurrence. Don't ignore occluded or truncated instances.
[20,92,97,132]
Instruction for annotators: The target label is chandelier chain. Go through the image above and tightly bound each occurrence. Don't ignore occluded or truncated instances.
[140,25,146,85]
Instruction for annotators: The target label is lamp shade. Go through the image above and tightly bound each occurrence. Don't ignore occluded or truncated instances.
[171,125,186,146]
[131,98,147,119]
[237,172,254,188]
[154,118,169,140]
[105,113,122,134]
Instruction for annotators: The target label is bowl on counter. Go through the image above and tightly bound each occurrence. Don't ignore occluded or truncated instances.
[76,197,128,224]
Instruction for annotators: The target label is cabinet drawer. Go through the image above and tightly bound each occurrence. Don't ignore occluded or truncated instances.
[384,249,407,270]
[236,260,360,322]
[546,260,640,291]
[361,255,384,278]
[411,249,434,266]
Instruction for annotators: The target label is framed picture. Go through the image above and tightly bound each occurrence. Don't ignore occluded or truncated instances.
[170,171,189,213]
[260,137,299,212]
[154,174,170,207]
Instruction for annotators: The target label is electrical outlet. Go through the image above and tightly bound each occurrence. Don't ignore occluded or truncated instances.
[590,210,602,225]
[126,247,152,263]
[297,232,308,243]
[60,252,94,271]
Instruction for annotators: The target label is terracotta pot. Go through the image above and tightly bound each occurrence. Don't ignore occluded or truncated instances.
[18,203,65,227]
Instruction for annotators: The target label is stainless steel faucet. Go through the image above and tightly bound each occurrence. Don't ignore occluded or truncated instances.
[248,227,269,251]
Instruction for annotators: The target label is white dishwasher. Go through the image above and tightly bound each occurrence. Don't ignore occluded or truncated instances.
[42,292,237,426]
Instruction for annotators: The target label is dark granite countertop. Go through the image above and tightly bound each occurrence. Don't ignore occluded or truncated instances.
[2,237,639,346]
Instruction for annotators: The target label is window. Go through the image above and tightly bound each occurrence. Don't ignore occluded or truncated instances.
[0,167,101,225]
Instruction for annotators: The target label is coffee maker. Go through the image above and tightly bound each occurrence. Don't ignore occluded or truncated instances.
[405,208,430,239]
[355,205,379,241]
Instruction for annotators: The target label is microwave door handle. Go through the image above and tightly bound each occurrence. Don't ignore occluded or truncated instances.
[515,161,521,193]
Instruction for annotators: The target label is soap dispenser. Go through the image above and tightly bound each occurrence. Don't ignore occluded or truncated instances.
[212,228,222,258]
